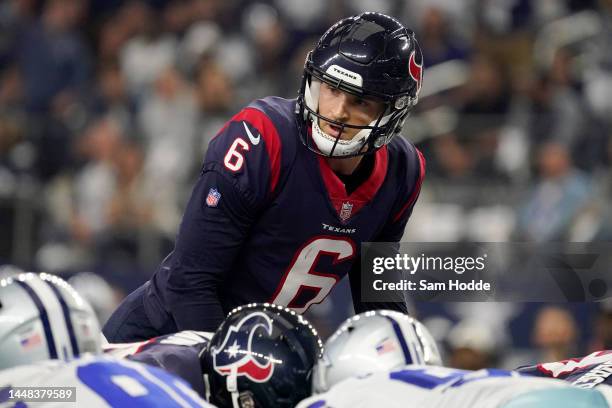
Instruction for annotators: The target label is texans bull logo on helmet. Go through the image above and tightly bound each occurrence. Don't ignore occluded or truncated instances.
[212,312,277,383]
[408,50,423,95]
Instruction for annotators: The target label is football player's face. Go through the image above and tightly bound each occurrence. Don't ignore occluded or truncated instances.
[318,82,385,141]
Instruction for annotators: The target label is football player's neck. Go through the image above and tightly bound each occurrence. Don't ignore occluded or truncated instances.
[325,155,363,175]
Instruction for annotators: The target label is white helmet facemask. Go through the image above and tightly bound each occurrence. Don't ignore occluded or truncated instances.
[304,78,392,157]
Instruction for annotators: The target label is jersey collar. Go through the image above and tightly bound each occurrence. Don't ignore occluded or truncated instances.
[317,146,388,223]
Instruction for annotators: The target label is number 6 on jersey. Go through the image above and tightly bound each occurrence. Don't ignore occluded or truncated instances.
[270,237,355,313]
[223,138,250,172]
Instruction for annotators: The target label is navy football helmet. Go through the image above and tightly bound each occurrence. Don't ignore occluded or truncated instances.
[200,303,323,408]
[296,12,423,157]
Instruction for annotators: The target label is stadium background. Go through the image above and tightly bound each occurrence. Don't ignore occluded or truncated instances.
[1,0,611,371]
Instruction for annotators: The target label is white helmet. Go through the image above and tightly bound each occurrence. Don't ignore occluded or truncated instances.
[0,272,101,369]
[0,264,24,280]
[312,310,441,393]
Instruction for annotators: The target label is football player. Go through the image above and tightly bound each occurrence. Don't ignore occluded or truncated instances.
[103,12,426,342]
[298,365,612,408]
[105,303,323,408]
[301,310,612,407]
[0,355,212,407]
[0,273,214,407]
[312,310,442,393]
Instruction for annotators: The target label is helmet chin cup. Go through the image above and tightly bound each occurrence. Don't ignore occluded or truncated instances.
[311,118,370,157]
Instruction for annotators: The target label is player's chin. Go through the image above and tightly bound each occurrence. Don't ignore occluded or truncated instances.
[339,131,360,143]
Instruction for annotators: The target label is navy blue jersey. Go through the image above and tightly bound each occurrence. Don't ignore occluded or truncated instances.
[516,350,612,389]
[105,331,211,397]
[143,97,425,332]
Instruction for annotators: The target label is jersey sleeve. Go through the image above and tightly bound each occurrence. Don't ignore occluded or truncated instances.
[516,350,612,387]
[125,332,211,398]
[203,106,284,206]
[515,363,548,378]
[162,105,284,331]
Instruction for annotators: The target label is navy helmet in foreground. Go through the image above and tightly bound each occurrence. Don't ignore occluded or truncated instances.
[200,303,324,408]
[297,12,423,157]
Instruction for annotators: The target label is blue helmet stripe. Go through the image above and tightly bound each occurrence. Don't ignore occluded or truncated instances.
[384,315,411,365]
[16,280,58,359]
[43,279,79,358]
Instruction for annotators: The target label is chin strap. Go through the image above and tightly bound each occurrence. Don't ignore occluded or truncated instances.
[227,367,241,408]
[203,374,211,402]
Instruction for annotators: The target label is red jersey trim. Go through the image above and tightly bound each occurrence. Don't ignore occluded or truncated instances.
[392,148,426,223]
[317,146,389,221]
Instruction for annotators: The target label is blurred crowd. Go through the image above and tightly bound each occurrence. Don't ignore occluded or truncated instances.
[1,0,612,370]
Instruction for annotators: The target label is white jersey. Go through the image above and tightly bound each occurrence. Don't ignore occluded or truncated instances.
[0,355,216,407]
[298,365,611,408]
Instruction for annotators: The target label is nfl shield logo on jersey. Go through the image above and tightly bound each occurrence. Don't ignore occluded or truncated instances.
[206,188,221,207]
[340,202,353,222]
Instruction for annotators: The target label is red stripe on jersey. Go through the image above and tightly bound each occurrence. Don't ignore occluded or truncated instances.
[392,148,426,223]
[134,336,158,354]
[214,107,282,195]
[317,146,388,221]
